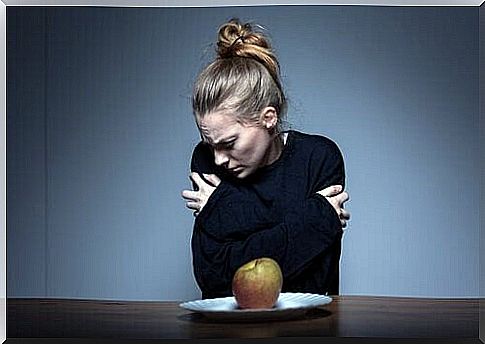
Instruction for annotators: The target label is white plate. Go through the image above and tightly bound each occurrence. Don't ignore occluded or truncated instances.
[179,292,332,322]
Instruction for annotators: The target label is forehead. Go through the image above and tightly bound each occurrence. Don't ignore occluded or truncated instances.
[197,111,241,143]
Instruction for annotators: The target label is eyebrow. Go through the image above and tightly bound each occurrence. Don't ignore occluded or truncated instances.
[201,135,235,146]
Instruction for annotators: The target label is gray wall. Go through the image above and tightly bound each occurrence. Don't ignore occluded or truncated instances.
[7,6,480,300]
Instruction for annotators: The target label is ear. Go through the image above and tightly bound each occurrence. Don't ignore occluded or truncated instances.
[259,106,278,130]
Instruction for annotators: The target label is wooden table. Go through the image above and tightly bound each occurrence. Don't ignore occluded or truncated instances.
[7,296,480,339]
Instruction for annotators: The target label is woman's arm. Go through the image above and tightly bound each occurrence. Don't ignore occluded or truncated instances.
[191,185,342,297]
[309,138,350,228]
[183,142,279,238]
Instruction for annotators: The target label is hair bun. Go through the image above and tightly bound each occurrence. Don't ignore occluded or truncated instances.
[216,18,280,79]
[217,19,266,57]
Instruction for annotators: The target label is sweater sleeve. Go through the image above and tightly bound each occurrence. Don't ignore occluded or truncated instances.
[307,136,346,195]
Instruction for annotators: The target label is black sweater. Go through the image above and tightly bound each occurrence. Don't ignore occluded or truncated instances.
[190,130,345,299]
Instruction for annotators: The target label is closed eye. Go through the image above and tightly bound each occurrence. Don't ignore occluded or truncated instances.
[222,141,235,149]
[201,136,236,150]
[214,140,235,150]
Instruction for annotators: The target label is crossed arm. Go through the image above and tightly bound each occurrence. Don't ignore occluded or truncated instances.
[182,172,350,228]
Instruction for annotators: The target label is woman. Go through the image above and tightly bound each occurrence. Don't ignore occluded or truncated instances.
[182,19,350,299]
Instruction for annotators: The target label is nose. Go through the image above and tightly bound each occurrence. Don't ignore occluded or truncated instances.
[214,149,229,167]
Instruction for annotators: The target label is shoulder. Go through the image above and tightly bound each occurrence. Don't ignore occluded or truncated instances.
[289,130,343,159]
[190,141,215,173]
[191,141,210,161]
[288,130,346,189]
[192,140,210,157]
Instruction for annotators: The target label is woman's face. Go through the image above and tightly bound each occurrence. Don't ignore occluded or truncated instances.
[196,108,279,179]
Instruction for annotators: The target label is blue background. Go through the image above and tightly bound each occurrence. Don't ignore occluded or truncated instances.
[7,6,481,300]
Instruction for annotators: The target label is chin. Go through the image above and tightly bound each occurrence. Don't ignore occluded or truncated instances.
[234,172,247,179]
[232,169,248,179]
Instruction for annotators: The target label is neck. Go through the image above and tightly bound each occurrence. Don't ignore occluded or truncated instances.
[264,132,285,166]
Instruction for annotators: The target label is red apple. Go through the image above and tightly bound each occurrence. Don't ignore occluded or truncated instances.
[232,257,283,309]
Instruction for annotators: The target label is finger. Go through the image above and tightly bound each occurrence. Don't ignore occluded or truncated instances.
[341,220,347,229]
[340,191,349,203]
[334,191,349,205]
[341,209,351,220]
[318,185,343,197]
[185,201,200,212]
[203,173,221,187]
[190,172,206,188]
[181,190,199,201]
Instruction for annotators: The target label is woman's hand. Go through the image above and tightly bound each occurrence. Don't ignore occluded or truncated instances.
[181,172,221,217]
[316,185,350,228]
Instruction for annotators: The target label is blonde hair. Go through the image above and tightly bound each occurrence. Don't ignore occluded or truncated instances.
[192,18,287,132]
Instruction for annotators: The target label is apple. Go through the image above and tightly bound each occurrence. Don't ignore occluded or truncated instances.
[232,257,283,309]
